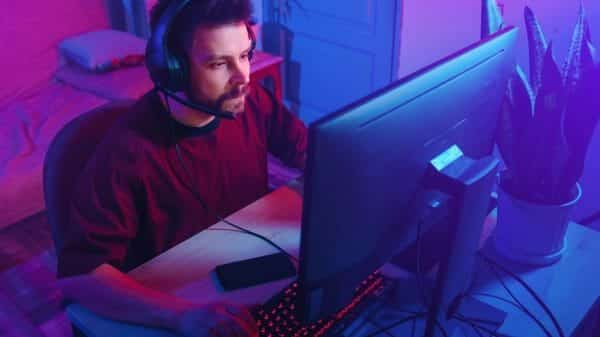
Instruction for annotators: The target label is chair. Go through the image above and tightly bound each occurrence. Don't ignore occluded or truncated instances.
[43,100,134,336]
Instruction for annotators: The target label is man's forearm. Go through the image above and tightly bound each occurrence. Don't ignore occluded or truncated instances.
[58,263,193,331]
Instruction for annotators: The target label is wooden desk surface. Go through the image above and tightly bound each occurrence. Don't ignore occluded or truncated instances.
[469,221,600,337]
[67,182,600,337]
[68,182,304,337]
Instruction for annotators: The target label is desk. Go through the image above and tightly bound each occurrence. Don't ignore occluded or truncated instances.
[67,181,600,337]
[250,50,284,101]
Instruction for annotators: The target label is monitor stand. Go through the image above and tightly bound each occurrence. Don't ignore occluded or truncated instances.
[387,145,507,337]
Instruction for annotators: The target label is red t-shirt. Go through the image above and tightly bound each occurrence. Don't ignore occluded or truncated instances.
[57,83,307,278]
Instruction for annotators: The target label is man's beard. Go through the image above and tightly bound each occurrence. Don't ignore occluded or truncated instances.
[186,85,251,117]
[215,85,251,114]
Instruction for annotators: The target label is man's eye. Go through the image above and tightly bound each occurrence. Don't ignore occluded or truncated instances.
[210,62,226,69]
[241,53,249,60]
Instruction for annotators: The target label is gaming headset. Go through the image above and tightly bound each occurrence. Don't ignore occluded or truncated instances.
[145,0,257,119]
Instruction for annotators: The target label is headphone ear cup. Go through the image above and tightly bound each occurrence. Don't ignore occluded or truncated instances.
[246,22,257,61]
[165,48,188,92]
[248,41,256,60]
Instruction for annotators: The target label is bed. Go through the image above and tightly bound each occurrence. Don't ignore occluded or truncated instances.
[0,0,153,229]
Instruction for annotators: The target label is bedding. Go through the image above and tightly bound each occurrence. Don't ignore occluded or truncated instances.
[59,29,146,72]
[0,0,114,228]
[55,63,154,101]
[0,81,108,229]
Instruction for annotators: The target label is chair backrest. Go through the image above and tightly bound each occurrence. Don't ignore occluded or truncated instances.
[43,100,135,254]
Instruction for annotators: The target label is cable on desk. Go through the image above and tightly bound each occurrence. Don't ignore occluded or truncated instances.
[468,292,524,313]
[579,210,600,226]
[215,214,299,263]
[363,319,396,337]
[480,258,552,337]
[455,314,486,337]
[416,219,429,308]
[479,253,563,337]
[432,317,450,337]
[361,314,425,337]
[371,218,448,337]
[452,314,511,337]
[346,295,397,337]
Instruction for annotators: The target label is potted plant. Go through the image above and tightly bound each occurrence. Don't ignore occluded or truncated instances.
[482,0,600,265]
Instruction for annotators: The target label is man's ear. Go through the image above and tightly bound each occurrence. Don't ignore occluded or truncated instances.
[246,22,257,60]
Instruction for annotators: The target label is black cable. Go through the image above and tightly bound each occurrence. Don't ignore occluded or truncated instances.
[468,323,487,337]
[164,93,298,264]
[345,292,394,337]
[415,219,450,337]
[362,314,425,337]
[456,315,486,337]
[432,318,450,337]
[453,314,507,337]
[416,219,429,308]
[579,210,600,226]
[479,253,564,337]
[468,292,523,313]
[364,319,395,337]
[479,254,554,337]
[375,218,449,337]
[214,213,299,263]
[455,311,505,326]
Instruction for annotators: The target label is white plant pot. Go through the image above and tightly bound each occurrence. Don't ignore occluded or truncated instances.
[493,182,582,266]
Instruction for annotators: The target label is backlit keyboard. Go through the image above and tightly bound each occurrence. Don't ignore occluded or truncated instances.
[252,272,387,337]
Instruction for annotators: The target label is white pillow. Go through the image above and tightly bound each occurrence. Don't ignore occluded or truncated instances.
[59,29,146,72]
[55,63,153,101]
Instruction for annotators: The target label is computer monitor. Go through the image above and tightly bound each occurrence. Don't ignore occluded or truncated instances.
[297,26,518,335]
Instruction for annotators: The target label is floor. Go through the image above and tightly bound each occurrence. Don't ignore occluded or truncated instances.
[0,211,70,337]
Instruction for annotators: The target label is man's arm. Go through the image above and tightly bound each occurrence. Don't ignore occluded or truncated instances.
[258,85,308,170]
[59,263,191,331]
[59,264,257,337]
[58,134,256,336]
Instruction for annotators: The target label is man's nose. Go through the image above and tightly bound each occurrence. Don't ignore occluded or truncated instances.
[230,60,250,85]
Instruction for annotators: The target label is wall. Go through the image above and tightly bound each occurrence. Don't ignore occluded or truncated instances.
[398,0,481,78]
[398,0,600,78]
[129,0,263,41]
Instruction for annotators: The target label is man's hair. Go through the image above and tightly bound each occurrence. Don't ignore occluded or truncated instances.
[150,0,254,54]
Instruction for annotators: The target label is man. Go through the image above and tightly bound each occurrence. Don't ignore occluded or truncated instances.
[56,0,307,336]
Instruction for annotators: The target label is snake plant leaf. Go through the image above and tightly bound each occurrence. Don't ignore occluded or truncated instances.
[583,8,593,43]
[498,66,533,180]
[522,45,569,203]
[560,41,600,198]
[524,6,548,96]
[582,13,598,65]
[583,20,599,65]
[481,0,504,38]
[563,2,588,98]
[496,99,516,170]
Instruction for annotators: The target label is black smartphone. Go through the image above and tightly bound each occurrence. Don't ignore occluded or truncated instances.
[214,253,297,291]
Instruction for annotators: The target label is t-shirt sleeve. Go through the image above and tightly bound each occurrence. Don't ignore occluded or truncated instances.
[57,135,141,278]
[254,84,308,169]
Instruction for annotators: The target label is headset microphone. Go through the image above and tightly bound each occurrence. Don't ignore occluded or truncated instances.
[156,85,237,119]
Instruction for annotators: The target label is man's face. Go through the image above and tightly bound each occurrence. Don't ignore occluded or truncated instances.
[186,21,252,115]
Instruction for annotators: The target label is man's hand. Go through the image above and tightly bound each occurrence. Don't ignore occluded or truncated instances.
[177,303,258,337]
